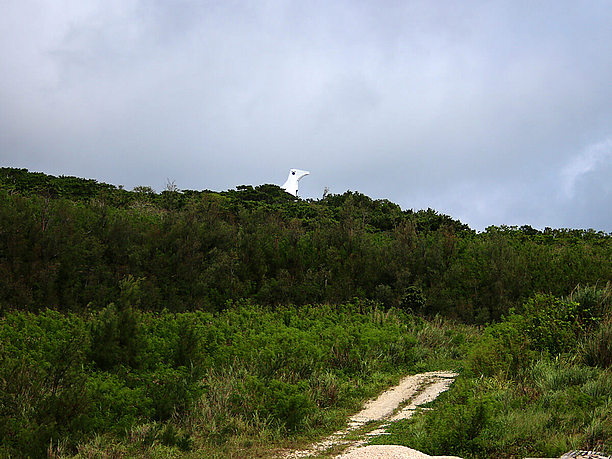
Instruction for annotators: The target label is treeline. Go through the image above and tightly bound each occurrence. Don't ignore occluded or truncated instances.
[1,167,611,323]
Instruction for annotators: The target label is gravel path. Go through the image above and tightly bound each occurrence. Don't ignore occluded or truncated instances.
[284,371,459,459]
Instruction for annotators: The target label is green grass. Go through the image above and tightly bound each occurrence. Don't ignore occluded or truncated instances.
[372,364,611,458]
[371,287,612,458]
[1,301,472,458]
[5,286,611,458]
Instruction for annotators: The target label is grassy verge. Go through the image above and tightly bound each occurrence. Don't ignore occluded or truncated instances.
[0,301,474,458]
[372,285,612,458]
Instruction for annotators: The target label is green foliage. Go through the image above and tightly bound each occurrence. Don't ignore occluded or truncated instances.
[374,284,395,306]
[580,317,612,368]
[0,303,449,457]
[1,168,610,322]
[89,303,144,370]
[521,294,583,355]
[400,285,426,312]
[144,366,203,421]
[88,276,149,371]
[1,167,611,456]
[266,380,315,431]
[377,288,612,458]
[381,361,611,457]
[468,288,611,379]
[372,378,502,457]
[467,317,533,378]
[158,424,193,451]
[530,359,598,393]
[0,311,91,457]
[568,283,612,329]
[86,372,151,433]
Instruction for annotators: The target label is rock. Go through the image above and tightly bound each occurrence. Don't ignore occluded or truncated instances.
[337,445,462,459]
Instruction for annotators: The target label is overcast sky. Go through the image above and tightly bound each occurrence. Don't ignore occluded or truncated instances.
[1,1,611,231]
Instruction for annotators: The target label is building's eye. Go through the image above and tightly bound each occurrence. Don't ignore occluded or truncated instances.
[292,171,296,175]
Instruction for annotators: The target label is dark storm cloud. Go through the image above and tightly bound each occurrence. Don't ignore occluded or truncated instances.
[1,0,611,231]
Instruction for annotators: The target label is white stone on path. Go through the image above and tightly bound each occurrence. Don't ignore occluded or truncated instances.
[337,445,462,459]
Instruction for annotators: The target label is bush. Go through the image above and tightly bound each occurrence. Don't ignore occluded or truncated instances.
[521,293,581,355]
[86,372,151,433]
[144,366,203,421]
[267,379,315,431]
[174,320,201,368]
[467,318,533,379]
[568,284,612,329]
[89,303,144,370]
[400,286,426,312]
[0,311,91,457]
[0,302,463,456]
[376,378,502,457]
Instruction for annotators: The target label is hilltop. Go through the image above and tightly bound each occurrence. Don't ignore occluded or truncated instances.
[1,167,610,323]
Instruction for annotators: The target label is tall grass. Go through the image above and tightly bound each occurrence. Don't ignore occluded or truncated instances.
[581,318,612,369]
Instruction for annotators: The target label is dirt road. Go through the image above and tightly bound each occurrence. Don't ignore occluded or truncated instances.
[285,371,459,459]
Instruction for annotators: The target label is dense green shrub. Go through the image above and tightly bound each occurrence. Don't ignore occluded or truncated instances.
[467,317,533,378]
[2,168,611,323]
[0,303,441,456]
[85,372,151,433]
[0,311,91,457]
[418,382,490,455]
[520,294,580,355]
[468,289,611,379]
[267,380,315,431]
[89,303,144,370]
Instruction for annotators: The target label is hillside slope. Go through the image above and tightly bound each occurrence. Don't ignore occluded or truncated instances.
[1,167,610,323]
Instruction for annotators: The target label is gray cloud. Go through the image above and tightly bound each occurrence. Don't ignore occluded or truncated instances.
[1,0,611,231]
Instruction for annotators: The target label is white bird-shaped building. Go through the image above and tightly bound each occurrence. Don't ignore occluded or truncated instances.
[281,169,310,197]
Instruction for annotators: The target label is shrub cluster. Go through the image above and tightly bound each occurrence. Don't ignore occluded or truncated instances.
[0,301,428,457]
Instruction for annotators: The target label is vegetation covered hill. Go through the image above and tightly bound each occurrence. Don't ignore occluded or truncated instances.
[0,167,610,458]
[1,167,610,323]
